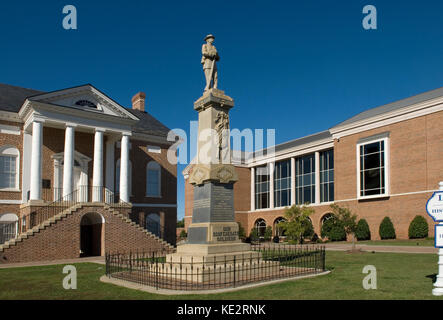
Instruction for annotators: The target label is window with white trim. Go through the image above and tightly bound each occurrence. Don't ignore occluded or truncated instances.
[0,146,19,190]
[274,160,291,207]
[146,161,161,197]
[358,136,389,198]
[255,165,270,209]
[320,149,334,202]
[296,154,315,204]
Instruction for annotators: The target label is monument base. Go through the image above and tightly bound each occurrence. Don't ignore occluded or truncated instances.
[167,242,259,264]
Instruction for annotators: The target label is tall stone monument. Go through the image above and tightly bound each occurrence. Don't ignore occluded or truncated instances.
[168,34,253,262]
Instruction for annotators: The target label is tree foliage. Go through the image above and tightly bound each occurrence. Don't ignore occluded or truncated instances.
[408,216,428,239]
[355,219,371,241]
[176,218,185,228]
[379,217,396,240]
[264,226,273,241]
[278,204,315,244]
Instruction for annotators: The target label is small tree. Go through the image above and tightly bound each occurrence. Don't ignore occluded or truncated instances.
[355,219,371,241]
[278,204,315,244]
[379,217,396,240]
[250,227,259,242]
[237,222,246,240]
[176,218,185,228]
[179,229,187,239]
[330,204,358,251]
[264,226,272,242]
[408,216,428,239]
[303,218,315,240]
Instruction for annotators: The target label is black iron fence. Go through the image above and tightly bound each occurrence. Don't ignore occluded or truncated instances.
[105,244,326,291]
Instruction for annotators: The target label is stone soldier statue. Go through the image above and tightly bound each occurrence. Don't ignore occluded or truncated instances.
[201,34,219,91]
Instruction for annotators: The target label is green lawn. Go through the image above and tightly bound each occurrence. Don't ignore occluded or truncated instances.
[0,251,441,300]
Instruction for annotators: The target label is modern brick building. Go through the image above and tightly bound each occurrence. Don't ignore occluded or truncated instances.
[0,83,177,263]
[184,87,443,240]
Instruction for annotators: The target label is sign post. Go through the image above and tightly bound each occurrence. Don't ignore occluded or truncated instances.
[427,182,443,296]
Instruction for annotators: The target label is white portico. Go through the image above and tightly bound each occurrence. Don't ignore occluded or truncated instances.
[18,85,140,204]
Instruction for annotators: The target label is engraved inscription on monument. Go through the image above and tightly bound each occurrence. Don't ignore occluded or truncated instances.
[193,198,210,209]
[212,184,234,221]
[210,224,239,243]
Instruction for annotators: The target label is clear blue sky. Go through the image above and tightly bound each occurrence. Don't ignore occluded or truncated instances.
[2,0,443,220]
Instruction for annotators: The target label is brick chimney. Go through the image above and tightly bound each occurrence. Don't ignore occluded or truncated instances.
[131,92,146,112]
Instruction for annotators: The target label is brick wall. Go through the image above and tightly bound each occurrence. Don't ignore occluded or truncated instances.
[0,120,23,202]
[183,111,443,241]
[0,205,173,264]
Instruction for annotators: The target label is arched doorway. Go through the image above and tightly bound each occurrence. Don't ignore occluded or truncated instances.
[80,212,104,257]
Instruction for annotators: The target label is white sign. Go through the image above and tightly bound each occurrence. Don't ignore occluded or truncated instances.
[435,225,443,248]
[426,191,443,222]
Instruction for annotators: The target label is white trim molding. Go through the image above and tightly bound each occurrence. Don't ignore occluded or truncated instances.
[132,203,177,208]
[0,124,21,135]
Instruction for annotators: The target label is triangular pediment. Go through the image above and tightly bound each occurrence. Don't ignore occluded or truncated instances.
[26,84,138,120]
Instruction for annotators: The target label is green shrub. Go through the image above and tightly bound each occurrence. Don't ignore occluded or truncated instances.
[408,215,429,239]
[250,228,259,242]
[355,219,371,241]
[176,219,185,228]
[179,229,187,238]
[237,223,246,240]
[321,216,346,241]
[321,217,334,238]
[264,226,273,241]
[303,218,315,239]
[379,217,396,240]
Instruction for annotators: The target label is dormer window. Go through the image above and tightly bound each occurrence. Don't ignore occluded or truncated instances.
[75,100,97,108]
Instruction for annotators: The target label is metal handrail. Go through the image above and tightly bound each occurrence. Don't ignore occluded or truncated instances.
[21,186,131,232]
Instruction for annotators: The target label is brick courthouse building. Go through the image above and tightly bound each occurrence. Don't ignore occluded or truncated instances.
[0,83,177,263]
[184,87,443,240]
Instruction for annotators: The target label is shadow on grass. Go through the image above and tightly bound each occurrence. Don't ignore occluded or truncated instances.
[426,274,437,283]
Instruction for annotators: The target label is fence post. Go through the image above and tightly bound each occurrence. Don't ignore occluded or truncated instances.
[233,255,236,288]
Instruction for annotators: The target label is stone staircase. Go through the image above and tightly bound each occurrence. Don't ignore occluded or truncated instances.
[0,203,174,253]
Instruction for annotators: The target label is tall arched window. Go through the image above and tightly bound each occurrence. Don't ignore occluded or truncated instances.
[0,213,18,244]
[146,161,161,197]
[254,218,267,238]
[274,217,287,237]
[0,146,19,190]
[116,159,132,196]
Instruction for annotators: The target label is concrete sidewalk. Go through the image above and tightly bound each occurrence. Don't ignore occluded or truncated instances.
[323,243,437,254]
[0,256,105,269]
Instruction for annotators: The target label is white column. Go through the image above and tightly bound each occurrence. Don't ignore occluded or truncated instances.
[315,151,320,204]
[119,133,130,203]
[62,124,75,200]
[291,157,296,206]
[92,129,105,202]
[29,121,43,201]
[432,182,443,296]
[250,167,255,211]
[269,162,275,209]
[105,138,116,203]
